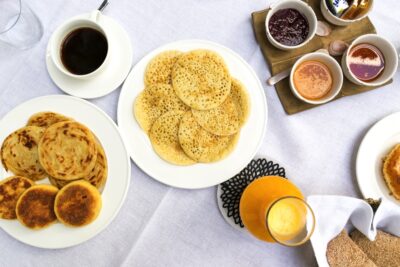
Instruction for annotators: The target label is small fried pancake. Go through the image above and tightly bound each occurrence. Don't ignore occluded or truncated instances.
[383,144,400,200]
[149,110,195,165]
[144,50,183,86]
[172,49,231,110]
[27,112,71,128]
[0,176,34,219]
[192,96,240,136]
[1,126,46,181]
[38,121,97,180]
[134,84,189,133]
[230,78,250,127]
[178,111,239,163]
[48,140,108,192]
[16,184,58,229]
[55,181,102,227]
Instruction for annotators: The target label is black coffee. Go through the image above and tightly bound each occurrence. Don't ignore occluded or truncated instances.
[61,27,108,75]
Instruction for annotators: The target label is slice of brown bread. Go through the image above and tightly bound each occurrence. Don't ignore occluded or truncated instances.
[350,230,400,267]
[327,230,377,267]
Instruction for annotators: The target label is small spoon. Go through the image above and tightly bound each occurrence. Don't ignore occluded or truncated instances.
[266,40,349,86]
[98,0,109,11]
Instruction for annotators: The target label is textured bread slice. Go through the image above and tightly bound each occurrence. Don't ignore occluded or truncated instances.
[382,144,400,200]
[230,78,250,127]
[0,176,34,219]
[172,49,231,110]
[144,50,182,86]
[1,126,46,181]
[27,111,71,128]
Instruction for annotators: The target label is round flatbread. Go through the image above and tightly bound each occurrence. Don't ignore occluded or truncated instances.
[230,78,250,127]
[172,49,231,110]
[38,121,97,180]
[27,112,71,128]
[48,140,108,192]
[178,111,239,163]
[383,144,400,200]
[1,126,46,181]
[55,180,102,227]
[134,84,189,133]
[149,110,195,165]
[192,96,240,136]
[16,184,58,229]
[0,176,34,219]
[144,50,183,86]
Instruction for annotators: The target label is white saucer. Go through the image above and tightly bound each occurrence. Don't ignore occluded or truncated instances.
[356,112,400,206]
[46,13,133,99]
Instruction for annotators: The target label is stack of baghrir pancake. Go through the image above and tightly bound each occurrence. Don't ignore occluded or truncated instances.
[0,112,104,229]
[134,49,250,165]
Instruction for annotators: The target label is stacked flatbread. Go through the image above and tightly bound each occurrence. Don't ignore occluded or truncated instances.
[0,112,105,229]
[134,50,251,165]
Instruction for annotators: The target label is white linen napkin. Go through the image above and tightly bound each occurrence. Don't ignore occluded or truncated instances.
[307,195,400,267]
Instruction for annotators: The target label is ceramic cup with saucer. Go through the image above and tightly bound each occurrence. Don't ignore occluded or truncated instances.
[46,10,133,99]
[342,34,398,87]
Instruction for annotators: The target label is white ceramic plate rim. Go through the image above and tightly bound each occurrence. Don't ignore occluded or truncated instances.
[356,112,400,206]
[118,39,267,189]
[0,95,131,248]
[45,13,133,99]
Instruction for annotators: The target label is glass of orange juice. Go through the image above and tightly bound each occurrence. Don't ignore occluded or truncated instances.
[239,176,315,246]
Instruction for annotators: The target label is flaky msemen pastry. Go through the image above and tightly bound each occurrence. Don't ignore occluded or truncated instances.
[48,140,108,192]
[38,121,97,180]
[149,110,196,166]
[16,184,58,230]
[172,49,232,110]
[134,84,190,133]
[144,50,183,86]
[178,111,239,163]
[1,126,46,181]
[27,111,71,129]
[382,144,400,200]
[55,180,102,227]
[0,176,34,219]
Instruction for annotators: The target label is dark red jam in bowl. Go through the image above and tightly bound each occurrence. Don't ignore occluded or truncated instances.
[268,8,309,46]
[348,43,385,82]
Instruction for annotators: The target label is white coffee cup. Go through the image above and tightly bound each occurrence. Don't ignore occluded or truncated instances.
[290,51,343,105]
[342,34,398,87]
[265,0,317,51]
[320,0,374,26]
[48,10,110,79]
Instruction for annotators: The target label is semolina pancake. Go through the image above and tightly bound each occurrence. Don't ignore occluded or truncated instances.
[178,111,239,163]
[172,49,231,110]
[16,184,58,230]
[38,121,97,180]
[48,140,108,192]
[149,110,195,166]
[144,50,183,86]
[382,144,400,200]
[27,112,71,128]
[134,84,189,133]
[230,78,250,127]
[1,126,46,181]
[0,176,34,219]
[54,180,102,227]
[192,96,240,136]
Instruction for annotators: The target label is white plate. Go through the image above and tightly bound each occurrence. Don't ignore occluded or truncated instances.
[0,95,131,249]
[46,13,133,99]
[118,40,267,189]
[356,112,400,206]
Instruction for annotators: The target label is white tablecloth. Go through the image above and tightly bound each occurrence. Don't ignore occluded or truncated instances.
[0,0,399,266]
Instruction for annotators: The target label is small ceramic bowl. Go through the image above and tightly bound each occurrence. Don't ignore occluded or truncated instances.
[290,51,343,105]
[342,34,398,87]
[320,0,374,26]
[265,0,317,51]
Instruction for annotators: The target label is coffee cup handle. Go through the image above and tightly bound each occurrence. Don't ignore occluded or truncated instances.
[90,10,102,22]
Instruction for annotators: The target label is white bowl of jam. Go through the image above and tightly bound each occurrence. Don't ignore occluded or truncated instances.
[265,0,317,51]
[342,34,398,87]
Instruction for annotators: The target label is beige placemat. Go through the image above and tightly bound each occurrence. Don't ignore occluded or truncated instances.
[252,0,391,115]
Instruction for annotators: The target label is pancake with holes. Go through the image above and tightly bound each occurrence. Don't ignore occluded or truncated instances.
[55,180,102,227]
[0,176,34,219]
[16,184,58,229]
[27,111,71,129]
[1,126,46,181]
[144,50,183,86]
